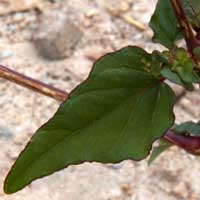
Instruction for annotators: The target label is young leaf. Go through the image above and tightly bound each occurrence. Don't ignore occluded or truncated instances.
[173,121,200,136]
[149,0,183,49]
[172,48,200,83]
[161,67,194,91]
[148,140,172,165]
[4,46,175,194]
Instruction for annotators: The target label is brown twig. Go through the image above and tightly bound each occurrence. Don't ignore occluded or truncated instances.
[0,65,68,102]
[170,0,199,54]
[102,1,146,31]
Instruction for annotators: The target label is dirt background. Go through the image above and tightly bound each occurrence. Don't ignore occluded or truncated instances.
[0,0,200,200]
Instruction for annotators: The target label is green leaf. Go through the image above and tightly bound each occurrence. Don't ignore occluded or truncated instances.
[151,50,169,77]
[4,46,175,194]
[173,121,200,136]
[148,140,172,165]
[161,67,185,86]
[172,48,200,83]
[149,0,183,49]
[161,67,194,91]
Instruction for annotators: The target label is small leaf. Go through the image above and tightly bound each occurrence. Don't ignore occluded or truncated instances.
[173,121,200,136]
[149,0,183,49]
[148,140,172,165]
[161,67,185,86]
[4,46,175,194]
[161,67,194,91]
[172,48,200,83]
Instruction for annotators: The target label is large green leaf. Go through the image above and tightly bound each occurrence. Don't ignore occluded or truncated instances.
[149,0,183,49]
[4,46,175,194]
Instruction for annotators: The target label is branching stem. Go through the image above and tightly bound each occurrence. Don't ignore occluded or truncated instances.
[0,65,68,102]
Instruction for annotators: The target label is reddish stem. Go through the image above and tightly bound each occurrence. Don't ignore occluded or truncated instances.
[0,65,68,102]
[164,130,200,155]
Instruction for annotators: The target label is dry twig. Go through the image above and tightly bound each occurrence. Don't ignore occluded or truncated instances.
[102,1,146,31]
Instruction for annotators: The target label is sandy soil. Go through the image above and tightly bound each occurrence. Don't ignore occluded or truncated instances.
[0,0,200,200]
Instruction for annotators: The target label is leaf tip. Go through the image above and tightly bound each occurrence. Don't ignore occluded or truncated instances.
[3,172,22,195]
[3,180,15,195]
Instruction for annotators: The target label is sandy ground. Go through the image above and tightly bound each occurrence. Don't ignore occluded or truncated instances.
[0,0,200,200]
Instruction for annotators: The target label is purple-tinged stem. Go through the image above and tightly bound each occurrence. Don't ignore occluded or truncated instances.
[164,130,200,155]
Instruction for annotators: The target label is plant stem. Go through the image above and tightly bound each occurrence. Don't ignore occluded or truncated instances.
[0,65,68,102]
[171,0,199,54]
[163,130,200,155]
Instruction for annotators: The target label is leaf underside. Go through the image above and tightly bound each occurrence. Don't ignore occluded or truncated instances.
[4,46,175,194]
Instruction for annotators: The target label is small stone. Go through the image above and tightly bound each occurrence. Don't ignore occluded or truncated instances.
[33,10,83,60]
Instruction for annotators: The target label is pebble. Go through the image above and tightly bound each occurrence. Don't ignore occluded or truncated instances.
[33,9,83,60]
